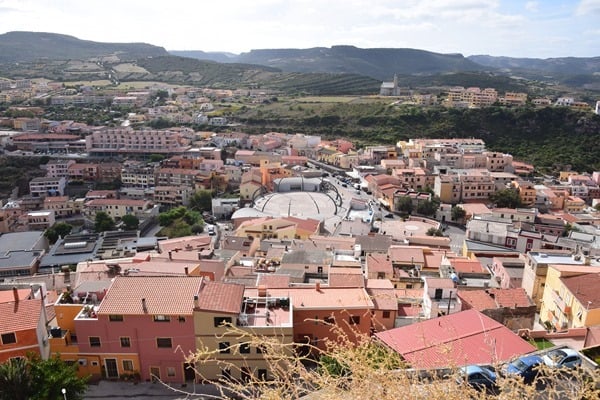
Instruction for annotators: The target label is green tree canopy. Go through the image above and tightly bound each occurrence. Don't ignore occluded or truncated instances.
[121,214,139,230]
[489,188,523,208]
[94,211,116,232]
[396,197,413,214]
[189,190,213,213]
[0,354,88,400]
[44,222,73,244]
[416,199,439,217]
[451,205,466,222]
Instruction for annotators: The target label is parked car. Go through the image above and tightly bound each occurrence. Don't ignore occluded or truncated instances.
[542,348,582,369]
[502,354,544,384]
[457,365,498,393]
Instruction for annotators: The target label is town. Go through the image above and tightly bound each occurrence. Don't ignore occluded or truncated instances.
[1,81,600,398]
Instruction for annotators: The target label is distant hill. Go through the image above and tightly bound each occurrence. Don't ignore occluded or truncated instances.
[169,50,238,64]
[0,31,168,62]
[171,45,487,80]
[468,54,600,75]
[135,56,380,94]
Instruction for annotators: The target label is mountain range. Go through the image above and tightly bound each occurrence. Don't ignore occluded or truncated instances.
[0,31,598,92]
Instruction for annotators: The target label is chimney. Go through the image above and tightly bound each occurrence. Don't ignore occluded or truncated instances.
[315,282,321,292]
[13,287,19,302]
[168,251,172,260]
[184,266,189,276]
[258,285,267,297]
[193,294,199,309]
[141,298,148,313]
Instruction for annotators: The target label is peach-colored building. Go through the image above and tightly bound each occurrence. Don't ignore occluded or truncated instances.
[86,128,191,156]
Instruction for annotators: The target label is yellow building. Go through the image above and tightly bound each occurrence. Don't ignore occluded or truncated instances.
[540,265,600,330]
[235,216,321,240]
[193,282,294,381]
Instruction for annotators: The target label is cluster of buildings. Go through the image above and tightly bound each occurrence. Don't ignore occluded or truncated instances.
[379,75,597,111]
[1,127,600,386]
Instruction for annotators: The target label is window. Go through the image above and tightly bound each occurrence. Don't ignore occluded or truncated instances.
[1,332,16,345]
[120,337,131,348]
[239,342,251,354]
[109,314,123,322]
[324,316,335,324]
[122,360,134,371]
[219,342,230,354]
[153,315,170,322]
[89,336,101,347]
[257,344,266,354]
[167,367,176,377]
[156,338,172,348]
[349,316,360,325]
[382,311,391,319]
[213,317,232,327]
[257,369,267,381]
[178,316,186,323]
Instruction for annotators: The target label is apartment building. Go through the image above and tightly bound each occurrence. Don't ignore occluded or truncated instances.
[153,186,193,208]
[193,282,293,381]
[68,163,98,181]
[0,295,48,363]
[121,164,157,188]
[84,198,154,220]
[539,265,600,330]
[44,159,75,178]
[72,276,204,383]
[27,210,55,230]
[156,167,201,188]
[29,176,67,197]
[85,128,191,156]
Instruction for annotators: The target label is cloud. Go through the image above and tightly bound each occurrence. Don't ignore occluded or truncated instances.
[576,0,600,15]
[525,1,539,12]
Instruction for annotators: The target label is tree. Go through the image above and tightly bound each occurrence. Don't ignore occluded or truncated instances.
[44,222,73,244]
[0,356,31,400]
[489,188,523,208]
[451,205,466,222]
[416,200,438,217]
[426,227,444,237]
[0,354,87,400]
[189,190,213,213]
[94,211,116,232]
[396,197,413,214]
[121,214,139,231]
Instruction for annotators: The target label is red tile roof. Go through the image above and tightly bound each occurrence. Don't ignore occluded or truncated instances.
[561,273,600,306]
[375,309,535,368]
[97,276,204,315]
[450,259,487,274]
[0,289,30,303]
[0,299,42,334]
[367,288,398,311]
[366,253,393,274]
[195,281,245,314]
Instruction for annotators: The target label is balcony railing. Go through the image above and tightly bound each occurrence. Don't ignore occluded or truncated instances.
[551,290,571,315]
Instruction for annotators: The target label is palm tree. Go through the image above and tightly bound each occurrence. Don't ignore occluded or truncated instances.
[0,357,32,400]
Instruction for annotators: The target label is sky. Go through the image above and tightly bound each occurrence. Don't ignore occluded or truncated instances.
[0,0,599,58]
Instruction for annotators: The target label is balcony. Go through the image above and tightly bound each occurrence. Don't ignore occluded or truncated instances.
[551,290,571,315]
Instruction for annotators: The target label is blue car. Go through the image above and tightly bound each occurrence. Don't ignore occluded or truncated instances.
[458,365,498,393]
[503,354,544,384]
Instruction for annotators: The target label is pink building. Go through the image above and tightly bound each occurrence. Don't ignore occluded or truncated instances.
[75,276,204,383]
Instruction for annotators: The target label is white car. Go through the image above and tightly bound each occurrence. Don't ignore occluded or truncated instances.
[542,348,582,369]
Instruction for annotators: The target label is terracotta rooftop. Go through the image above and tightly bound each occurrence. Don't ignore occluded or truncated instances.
[375,309,536,369]
[367,287,398,311]
[195,281,245,314]
[388,246,425,264]
[0,299,43,334]
[450,259,487,274]
[366,253,393,274]
[0,288,30,303]
[97,276,204,315]
[561,273,600,307]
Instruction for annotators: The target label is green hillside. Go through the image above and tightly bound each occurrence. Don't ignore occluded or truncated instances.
[0,31,168,62]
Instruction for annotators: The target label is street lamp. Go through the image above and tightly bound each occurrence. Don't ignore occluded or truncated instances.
[61,388,67,400]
